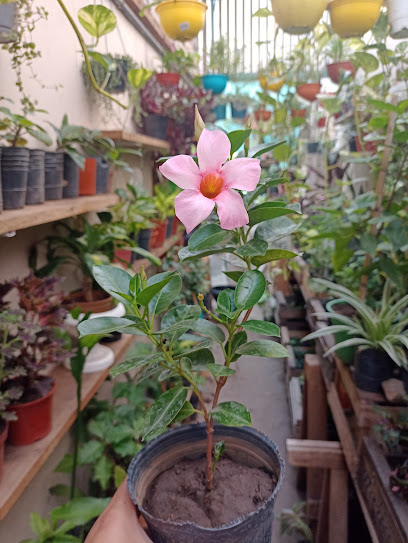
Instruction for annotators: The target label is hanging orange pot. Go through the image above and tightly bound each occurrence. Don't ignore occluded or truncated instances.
[296,82,321,101]
[156,0,207,42]
[291,109,307,118]
[258,73,285,92]
[328,0,383,38]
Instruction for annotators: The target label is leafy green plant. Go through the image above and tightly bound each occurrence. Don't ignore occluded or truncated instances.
[153,182,179,221]
[0,102,52,147]
[278,502,314,542]
[81,54,136,95]
[374,407,408,455]
[207,36,244,75]
[303,279,408,368]
[109,183,157,235]
[162,49,198,77]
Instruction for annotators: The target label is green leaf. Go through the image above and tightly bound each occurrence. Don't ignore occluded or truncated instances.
[171,401,195,423]
[248,202,302,226]
[211,401,252,426]
[360,233,377,257]
[230,331,248,361]
[79,440,104,465]
[217,288,238,318]
[193,318,225,344]
[78,316,140,337]
[240,320,281,337]
[247,177,288,205]
[29,512,51,538]
[93,265,132,304]
[160,305,201,340]
[251,249,298,267]
[187,348,215,369]
[127,68,153,89]
[252,7,272,17]
[154,319,200,336]
[367,98,398,112]
[49,484,84,499]
[179,245,236,262]
[137,274,175,306]
[148,272,182,315]
[248,141,285,158]
[273,144,291,163]
[50,498,110,531]
[236,339,289,358]
[55,454,74,473]
[352,51,379,73]
[143,387,188,439]
[256,92,277,106]
[188,224,235,251]
[128,246,161,266]
[110,352,163,377]
[113,465,127,489]
[235,270,266,310]
[223,271,244,282]
[254,216,299,242]
[94,455,113,490]
[228,129,252,155]
[236,239,268,257]
[206,363,236,377]
[78,5,117,38]
[365,73,384,87]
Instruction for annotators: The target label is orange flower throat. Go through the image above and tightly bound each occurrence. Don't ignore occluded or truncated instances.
[200,172,223,199]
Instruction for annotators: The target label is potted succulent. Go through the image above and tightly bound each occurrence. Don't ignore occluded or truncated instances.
[141,0,207,42]
[81,53,136,95]
[325,34,355,84]
[302,280,408,393]
[78,119,302,542]
[0,103,52,209]
[0,274,71,445]
[328,0,383,38]
[270,0,327,35]
[202,37,243,95]
[156,49,198,87]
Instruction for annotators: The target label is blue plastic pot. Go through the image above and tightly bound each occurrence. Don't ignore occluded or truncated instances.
[201,74,228,94]
[231,105,247,119]
[212,104,227,120]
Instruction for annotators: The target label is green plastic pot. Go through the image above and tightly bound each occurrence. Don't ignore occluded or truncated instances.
[326,299,356,365]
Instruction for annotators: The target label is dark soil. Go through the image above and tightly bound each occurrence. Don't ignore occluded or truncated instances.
[144,456,277,528]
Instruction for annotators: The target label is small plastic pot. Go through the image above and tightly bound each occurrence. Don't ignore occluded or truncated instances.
[113,248,133,268]
[354,349,394,393]
[201,74,228,95]
[96,158,110,194]
[254,109,272,122]
[296,82,321,102]
[156,72,181,87]
[166,216,174,238]
[150,220,167,249]
[143,115,169,140]
[156,0,207,41]
[327,61,354,84]
[291,109,307,118]
[171,216,180,236]
[7,380,56,446]
[134,229,152,261]
[66,291,113,315]
[326,299,356,365]
[44,151,64,200]
[231,105,247,119]
[127,423,284,543]
[79,157,97,196]
[307,142,320,153]
[26,149,45,205]
[0,421,8,480]
[212,104,227,120]
[1,147,29,209]
[63,154,80,199]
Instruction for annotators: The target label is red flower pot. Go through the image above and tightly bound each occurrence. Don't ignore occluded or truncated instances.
[291,109,307,118]
[0,421,8,480]
[327,61,354,84]
[296,82,321,102]
[317,117,327,128]
[171,216,180,236]
[355,135,377,154]
[150,220,168,249]
[79,157,97,196]
[156,72,181,87]
[113,249,133,269]
[7,380,56,446]
[255,109,272,122]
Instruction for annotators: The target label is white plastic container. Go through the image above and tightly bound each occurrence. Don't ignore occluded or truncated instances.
[388,0,408,39]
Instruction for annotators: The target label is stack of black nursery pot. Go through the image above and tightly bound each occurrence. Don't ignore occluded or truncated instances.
[1,147,30,209]
[44,151,64,200]
[27,149,45,204]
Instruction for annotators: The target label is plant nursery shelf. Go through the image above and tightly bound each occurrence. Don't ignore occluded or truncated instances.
[0,334,136,521]
[101,130,170,152]
[0,194,119,236]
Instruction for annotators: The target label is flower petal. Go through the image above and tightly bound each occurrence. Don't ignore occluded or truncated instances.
[220,158,261,191]
[214,189,249,230]
[197,129,231,173]
[159,155,201,189]
[175,190,215,234]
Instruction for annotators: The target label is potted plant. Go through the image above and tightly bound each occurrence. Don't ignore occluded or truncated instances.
[201,37,243,94]
[228,90,252,119]
[140,77,175,139]
[78,120,303,541]
[156,49,198,87]
[0,0,17,43]
[0,274,71,445]
[81,53,136,95]
[325,34,355,84]
[153,182,179,240]
[270,0,327,35]
[278,502,314,542]
[211,95,228,121]
[388,0,408,39]
[302,280,408,393]
[328,0,383,38]
[0,102,52,209]
[258,58,287,93]
[141,0,207,42]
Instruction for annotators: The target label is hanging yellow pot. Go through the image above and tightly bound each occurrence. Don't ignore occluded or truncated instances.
[156,0,207,42]
[270,0,328,35]
[328,0,383,38]
[258,73,285,92]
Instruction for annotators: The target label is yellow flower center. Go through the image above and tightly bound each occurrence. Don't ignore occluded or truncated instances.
[200,172,223,199]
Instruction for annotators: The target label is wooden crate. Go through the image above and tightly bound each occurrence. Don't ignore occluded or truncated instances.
[288,376,303,439]
[275,290,308,330]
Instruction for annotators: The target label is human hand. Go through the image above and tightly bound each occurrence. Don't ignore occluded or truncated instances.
[85,480,153,543]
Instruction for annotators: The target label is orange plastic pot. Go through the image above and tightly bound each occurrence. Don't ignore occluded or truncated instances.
[317,117,327,128]
[296,82,321,102]
[258,73,285,92]
[113,249,133,268]
[150,220,168,249]
[327,61,354,84]
[79,157,97,196]
[0,421,8,480]
[171,216,181,236]
[355,136,377,154]
[156,73,181,87]
[255,109,272,122]
[291,109,307,118]
[7,380,56,446]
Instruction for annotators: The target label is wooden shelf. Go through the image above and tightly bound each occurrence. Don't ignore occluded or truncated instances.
[0,334,135,521]
[0,194,119,236]
[101,130,170,152]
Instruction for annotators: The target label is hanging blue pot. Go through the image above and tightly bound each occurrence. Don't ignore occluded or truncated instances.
[212,104,227,120]
[231,104,247,119]
[201,74,228,94]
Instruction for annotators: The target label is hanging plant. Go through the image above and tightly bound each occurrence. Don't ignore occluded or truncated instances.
[81,54,137,95]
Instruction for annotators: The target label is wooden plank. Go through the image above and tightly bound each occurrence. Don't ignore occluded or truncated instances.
[0,334,136,520]
[280,326,291,346]
[288,377,303,437]
[329,468,348,543]
[0,194,119,236]
[287,439,346,470]
[101,130,170,152]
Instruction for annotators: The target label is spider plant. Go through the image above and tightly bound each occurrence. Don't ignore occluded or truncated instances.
[302,279,408,369]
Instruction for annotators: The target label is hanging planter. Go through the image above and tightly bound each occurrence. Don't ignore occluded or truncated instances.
[326,61,354,83]
[212,104,227,120]
[296,82,321,102]
[156,72,181,87]
[255,109,272,122]
[201,74,229,95]
[0,1,17,43]
[328,0,383,38]
[258,73,285,92]
[317,117,327,128]
[388,0,408,39]
[291,108,307,118]
[270,0,327,35]
[231,104,247,119]
[156,0,207,42]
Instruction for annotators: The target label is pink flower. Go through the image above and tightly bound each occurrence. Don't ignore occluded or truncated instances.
[159,129,261,234]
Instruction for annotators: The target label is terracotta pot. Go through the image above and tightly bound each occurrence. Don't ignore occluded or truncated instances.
[291,109,307,118]
[79,157,97,196]
[296,82,321,102]
[156,72,181,87]
[66,290,113,314]
[7,380,56,446]
[317,117,326,128]
[327,61,354,84]
[0,421,8,480]
[355,135,377,154]
[150,220,168,249]
[113,249,133,268]
[255,109,272,122]
[171,216,180,236]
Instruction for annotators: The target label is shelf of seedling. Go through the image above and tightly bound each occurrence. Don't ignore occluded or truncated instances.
[0,333,136,521]
[0,194,119,236]
[101,130,171,152]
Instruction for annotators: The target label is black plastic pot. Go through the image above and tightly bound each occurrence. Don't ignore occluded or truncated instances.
[231,105,247,119]
[354,349,394,393]
[1,147,29,209]
[210,285,236,300]
[26,149,45,205]
[307,142,320,153]
[63,154,79,199]
[127,423,284,543]
[401,368,408,394]
[44,151,64,200]
[134,228,152,261]
[166,216,174,238]
[143,115,169,140]
[101,331,123,344]
[96,158,110,194]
